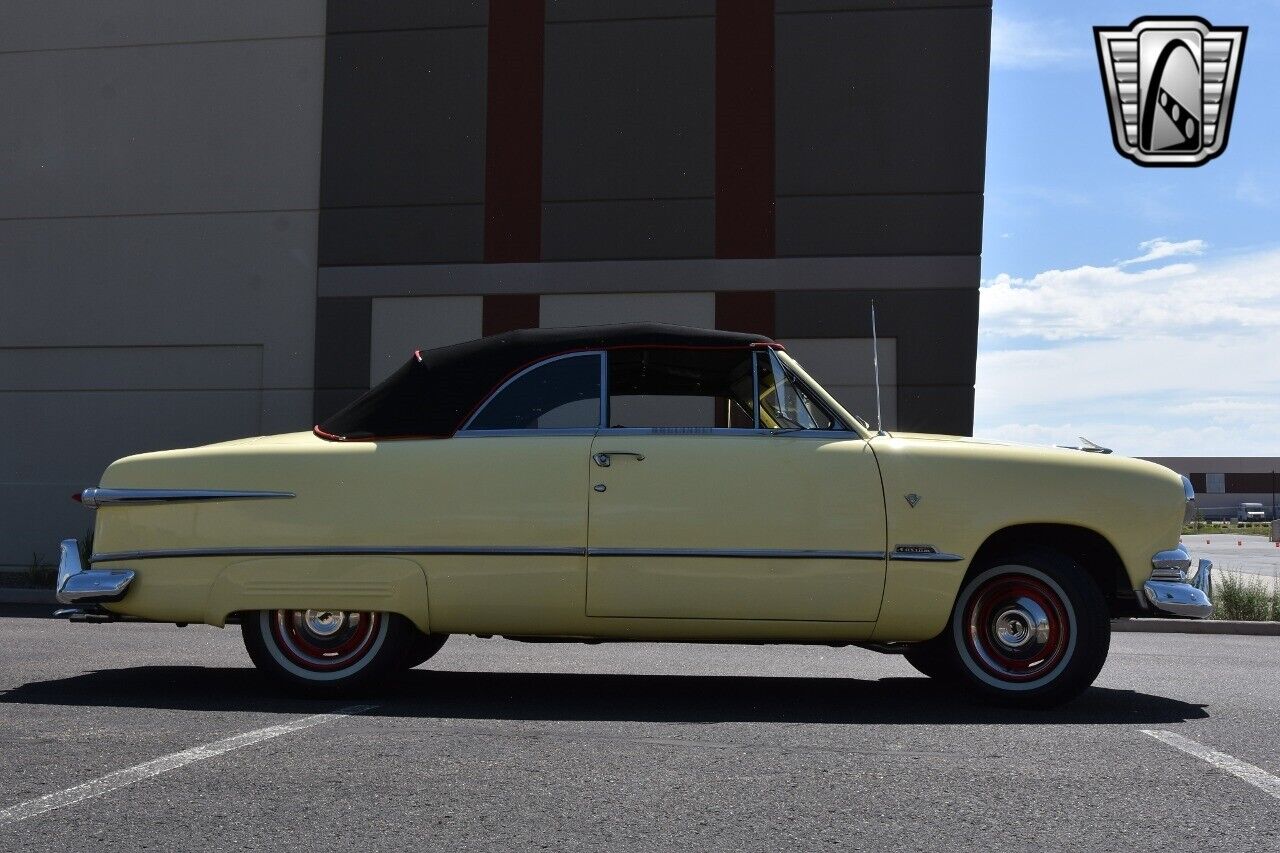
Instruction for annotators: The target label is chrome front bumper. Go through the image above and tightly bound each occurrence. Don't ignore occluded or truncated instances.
[55,538,135,605]
[1143,544,1213,618]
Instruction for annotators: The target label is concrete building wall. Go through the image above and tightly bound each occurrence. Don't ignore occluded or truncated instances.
[0,1,327,568]
[3,0,990,570]
[314,0,989,438]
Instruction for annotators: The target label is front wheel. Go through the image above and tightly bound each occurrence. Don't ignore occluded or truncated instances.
[910,549,1111,707]
[241,609,417,695]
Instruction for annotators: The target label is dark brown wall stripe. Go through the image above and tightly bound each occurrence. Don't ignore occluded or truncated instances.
[715,0,775,259]
[715,291,776,338]
[483,294,541,336]
[484,0,546,263]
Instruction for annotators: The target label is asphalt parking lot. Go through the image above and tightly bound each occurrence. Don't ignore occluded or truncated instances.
[1,614,1278,852]
[1189,533,1280,578]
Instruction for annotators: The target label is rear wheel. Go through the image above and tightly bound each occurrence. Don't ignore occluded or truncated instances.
[403,630,449,669]
[241,609,416,695]
[906,548,1110,707]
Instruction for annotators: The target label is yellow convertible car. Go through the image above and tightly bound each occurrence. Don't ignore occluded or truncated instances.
[55,324,1211,705]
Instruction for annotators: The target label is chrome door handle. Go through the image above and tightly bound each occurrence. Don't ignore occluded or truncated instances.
[592,451,645,468]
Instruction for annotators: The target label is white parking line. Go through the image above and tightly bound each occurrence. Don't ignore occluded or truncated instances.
[0,704,377,827]
[1142,729,1280,801]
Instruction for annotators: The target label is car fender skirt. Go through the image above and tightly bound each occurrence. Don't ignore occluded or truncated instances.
[203,556,431,634]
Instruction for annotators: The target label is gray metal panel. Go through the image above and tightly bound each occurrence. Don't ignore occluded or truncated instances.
[0,389,264,569]
[319,205,485,266]
[774,289,978,386]
[542,199,714,260]
[547,0,714,21]
[320,256,980,297]
[780,338,896,387]
[0,38,325,217]
[776,195,984,257]
[0,212,317,388]
[0,0,326,52]
[314,389,366,423]
[320,29,487,208]
[540,293,714,329]
[896,385,976,436]
[777,0,990,11]
[369,296,483,384]
[314,298,372,391]
[543,17,714,200]
[325,0,489,32]
[776,6,990,195]
[0,346,261,392]
[260,389,316,435]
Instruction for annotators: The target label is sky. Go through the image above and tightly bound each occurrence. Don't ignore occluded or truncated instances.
[976,0,1280,456]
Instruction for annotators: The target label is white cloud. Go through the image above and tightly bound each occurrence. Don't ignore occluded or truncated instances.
[975,242,1280,456]
[990,14,1086,70]
[979,243,1279,343]
[1119,237,1206,266]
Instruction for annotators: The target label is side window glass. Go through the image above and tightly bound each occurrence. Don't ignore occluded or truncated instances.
[607,348,755,429]
[466,354,601,430]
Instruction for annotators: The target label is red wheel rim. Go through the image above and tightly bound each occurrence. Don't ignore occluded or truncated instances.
[962,573,1071,683]
[269,610,381,672]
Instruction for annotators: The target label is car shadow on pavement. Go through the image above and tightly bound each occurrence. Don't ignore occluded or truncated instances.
[0,666,1208,725]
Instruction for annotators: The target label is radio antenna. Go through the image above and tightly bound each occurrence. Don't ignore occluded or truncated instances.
[871,299,886,436]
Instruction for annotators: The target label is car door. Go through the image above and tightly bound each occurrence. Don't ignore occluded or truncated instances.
[584,348,887,622]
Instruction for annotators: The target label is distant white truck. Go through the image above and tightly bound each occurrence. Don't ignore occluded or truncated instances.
[1237,502,1267,522]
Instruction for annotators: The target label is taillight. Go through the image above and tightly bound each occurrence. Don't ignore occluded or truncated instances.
[71,492,83,503]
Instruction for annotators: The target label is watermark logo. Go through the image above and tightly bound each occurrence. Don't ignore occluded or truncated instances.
[1094,16,1246,166]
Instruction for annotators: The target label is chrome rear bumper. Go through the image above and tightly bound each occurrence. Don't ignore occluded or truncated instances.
[55,538,135,605]
[1143,544,1213,618]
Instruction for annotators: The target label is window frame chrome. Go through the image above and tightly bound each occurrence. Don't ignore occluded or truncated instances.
[456,344,857,438]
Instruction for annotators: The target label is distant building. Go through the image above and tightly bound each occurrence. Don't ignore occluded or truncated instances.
[1142,458,1280,520]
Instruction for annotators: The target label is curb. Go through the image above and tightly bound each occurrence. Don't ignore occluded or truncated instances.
[1112,617,1280,636]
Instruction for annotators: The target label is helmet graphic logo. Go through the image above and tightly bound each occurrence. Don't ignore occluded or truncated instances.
[1095,17,1247,167]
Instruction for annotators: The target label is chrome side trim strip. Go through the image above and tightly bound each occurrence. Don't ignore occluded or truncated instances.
[888,550,965,562]
[79,488,295,508]
[91,545,902,563]
[587,547,886,560]
[91,545,587,563]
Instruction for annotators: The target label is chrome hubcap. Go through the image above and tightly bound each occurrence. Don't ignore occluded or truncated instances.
[270,609,382,673]
[303,609,347,637]
[992,598,1050,650]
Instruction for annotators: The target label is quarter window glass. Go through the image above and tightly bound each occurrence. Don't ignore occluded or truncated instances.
[467,354,601,430]
[756,353,839,431]
[607,348,755,429]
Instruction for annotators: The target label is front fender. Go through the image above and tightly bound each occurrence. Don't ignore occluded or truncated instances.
[869,435,1185,641]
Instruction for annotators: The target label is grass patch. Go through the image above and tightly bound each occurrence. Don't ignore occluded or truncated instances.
[1213,571,1280,621]
[24,553,57,589]
[1183,520,1273,537]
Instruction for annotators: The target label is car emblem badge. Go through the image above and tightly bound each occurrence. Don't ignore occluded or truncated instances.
[904,493,921,508]
[1094,17,1247,167]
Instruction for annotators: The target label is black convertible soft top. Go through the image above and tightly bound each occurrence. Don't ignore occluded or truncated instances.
[315,323,775,440]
